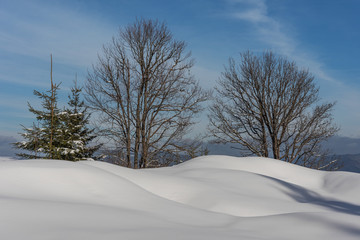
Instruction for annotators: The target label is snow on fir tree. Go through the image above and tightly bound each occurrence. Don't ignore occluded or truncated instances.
[58,80,101,161]
[15,123,45,159]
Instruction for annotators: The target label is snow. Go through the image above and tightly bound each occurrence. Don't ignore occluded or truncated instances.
[0,155,359,240]
[60,148,76,155]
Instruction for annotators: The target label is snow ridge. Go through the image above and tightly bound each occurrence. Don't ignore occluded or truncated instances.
[0,155,359,240]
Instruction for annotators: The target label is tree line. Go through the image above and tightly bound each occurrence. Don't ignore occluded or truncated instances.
[14,19,340,170]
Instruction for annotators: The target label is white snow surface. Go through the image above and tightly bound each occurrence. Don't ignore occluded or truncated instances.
[0,155,359,240]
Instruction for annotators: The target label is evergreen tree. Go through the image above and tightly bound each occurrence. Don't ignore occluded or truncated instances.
[14,122,44,159]
[59,80,101,161]
[14,56,101,161]
[14,57,63,159]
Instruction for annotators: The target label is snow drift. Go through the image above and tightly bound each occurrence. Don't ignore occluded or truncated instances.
[0,155,359,240]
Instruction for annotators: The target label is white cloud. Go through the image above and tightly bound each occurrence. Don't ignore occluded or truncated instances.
[231,0,270,23]
[229,0,328,79]
[0,1,120,136]
[227,0,360,137]
[0,1,116,68]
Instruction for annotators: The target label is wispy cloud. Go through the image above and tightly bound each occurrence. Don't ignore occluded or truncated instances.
[228,0,333,81]
[226,0,360,137]
[0,0,119,136]
[0,0,118,89]
[231,0,271,23]
[0,1,115,68]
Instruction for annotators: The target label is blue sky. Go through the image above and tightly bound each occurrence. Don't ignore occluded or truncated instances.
[1,0,360,139]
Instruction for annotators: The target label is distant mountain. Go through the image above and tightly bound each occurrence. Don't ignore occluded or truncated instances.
[206,137,360,156]
[2,134,360,173]
[335,153,360,173]
[323,136,360,155]
[205,142,360,173]
[0,135,17,157]
[206,142,243,157]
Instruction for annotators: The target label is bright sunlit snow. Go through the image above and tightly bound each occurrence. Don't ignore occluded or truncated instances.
[0,155,359,239]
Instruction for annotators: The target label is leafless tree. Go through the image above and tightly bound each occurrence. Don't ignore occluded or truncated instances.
[208,50,340,170]
[85,19,208,168]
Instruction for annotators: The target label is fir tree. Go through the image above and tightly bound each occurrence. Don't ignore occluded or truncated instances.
[59,80,101,161]
[14,122,44,159]
[14,55,63,159]
[14,56,101,160]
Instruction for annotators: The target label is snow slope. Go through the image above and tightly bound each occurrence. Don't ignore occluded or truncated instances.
[0,155,359,240]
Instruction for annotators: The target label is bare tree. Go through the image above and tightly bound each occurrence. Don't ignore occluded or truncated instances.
[209,50,340,170]
[85,19,208,168]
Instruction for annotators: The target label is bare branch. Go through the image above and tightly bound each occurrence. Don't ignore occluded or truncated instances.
[85,19,209,168]
[208,50,340,170]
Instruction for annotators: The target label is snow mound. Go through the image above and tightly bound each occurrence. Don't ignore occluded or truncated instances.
[0,155,359,240]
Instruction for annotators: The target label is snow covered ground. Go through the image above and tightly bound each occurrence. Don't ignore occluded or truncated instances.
[0,155,359,240]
